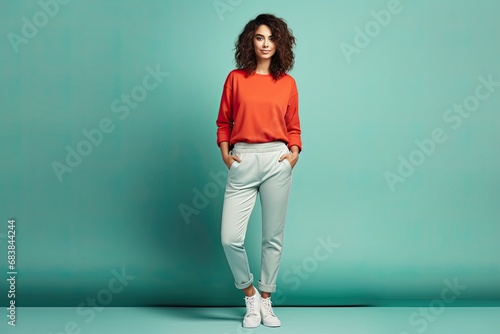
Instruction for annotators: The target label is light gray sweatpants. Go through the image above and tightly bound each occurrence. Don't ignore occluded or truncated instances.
[221,141,293,293]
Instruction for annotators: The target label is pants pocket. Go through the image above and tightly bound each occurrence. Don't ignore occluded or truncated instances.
[283,157,292,170]
[229,160,238,170]
[228,152,244,171]
[280,149,293,171]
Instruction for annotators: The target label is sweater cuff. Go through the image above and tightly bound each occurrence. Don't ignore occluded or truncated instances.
[287,138,302,153]
[217,134,231,147]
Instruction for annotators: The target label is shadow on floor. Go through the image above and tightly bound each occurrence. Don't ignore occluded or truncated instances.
[145,306,244,322]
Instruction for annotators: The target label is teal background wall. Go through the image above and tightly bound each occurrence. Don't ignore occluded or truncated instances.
[1,0,499,307]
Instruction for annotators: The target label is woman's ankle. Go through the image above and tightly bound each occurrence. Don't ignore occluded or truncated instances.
[261,291,271,299]
[242,285,256,297]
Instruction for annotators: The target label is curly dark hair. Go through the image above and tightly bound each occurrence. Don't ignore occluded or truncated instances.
[235,13,296,80]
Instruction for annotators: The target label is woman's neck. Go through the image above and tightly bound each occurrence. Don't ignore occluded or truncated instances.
[255,60,271,74]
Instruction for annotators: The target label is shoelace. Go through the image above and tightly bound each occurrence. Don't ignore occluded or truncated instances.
[261,298,276,317]
[244,295,256,316]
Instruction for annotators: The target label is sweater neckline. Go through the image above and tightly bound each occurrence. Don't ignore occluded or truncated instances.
[252,71,272,76]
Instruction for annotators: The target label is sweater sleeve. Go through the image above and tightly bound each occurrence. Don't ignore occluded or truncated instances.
[285,80,302,152]
[216,74,233,146]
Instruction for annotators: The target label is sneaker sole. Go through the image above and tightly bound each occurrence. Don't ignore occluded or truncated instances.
[262,321,281,327]
[243,319,261,328]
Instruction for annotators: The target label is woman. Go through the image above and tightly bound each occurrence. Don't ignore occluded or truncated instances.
[216,13,301,328]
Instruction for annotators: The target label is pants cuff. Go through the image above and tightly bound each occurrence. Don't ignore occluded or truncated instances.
[257,280,276,293]
[235,273,254,290]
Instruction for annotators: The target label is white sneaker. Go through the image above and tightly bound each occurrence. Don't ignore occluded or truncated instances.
[243,287,261,328]
[260,296,281,327]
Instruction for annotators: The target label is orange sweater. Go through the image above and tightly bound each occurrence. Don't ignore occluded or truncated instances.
[216,69,302,152]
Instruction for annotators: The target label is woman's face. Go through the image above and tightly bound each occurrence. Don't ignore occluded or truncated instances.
[253,24,276,62]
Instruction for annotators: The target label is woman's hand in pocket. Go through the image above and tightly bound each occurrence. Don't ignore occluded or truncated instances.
[223,154,241,170]
[279,151,298,169]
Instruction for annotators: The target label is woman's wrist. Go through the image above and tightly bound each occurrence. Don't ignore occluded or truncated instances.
[289,145,300,155]
[219,141,230,158]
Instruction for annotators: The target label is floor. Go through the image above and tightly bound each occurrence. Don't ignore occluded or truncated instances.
[2,306,500,334]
